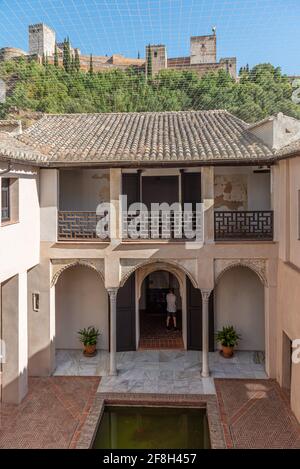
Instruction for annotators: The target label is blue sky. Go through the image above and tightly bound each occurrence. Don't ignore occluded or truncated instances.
[0,0,299,74]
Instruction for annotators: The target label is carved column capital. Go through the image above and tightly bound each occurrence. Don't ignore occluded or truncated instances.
[200,288,212,303]
[107,287,118,301]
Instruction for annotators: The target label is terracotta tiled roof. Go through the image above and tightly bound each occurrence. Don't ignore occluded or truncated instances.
[0,110,277,165]
[17,110,274,164]
[0,131,47,164]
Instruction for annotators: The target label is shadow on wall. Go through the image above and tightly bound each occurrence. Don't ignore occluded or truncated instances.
[2,338,54,404]
[55,265,109,351]
[1,366,28,405]
[215,266,265,352]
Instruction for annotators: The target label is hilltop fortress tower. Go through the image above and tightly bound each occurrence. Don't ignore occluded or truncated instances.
[145,32,236,79]
[190,34,216,64]
[29,23,56,56]
[0,23,236,79]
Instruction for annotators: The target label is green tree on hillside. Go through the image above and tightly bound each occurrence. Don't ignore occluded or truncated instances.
[146,45,152,78]
[74,49,80,72]
[63,38,71,73]
[0,60,299,122]
[71,55,76,73]
[89,54,94,75]
[54,45,59,67]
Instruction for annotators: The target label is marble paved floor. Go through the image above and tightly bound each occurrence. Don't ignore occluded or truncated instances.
[54,349,267,395]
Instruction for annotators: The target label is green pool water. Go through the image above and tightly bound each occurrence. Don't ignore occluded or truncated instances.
[93,406,210,449]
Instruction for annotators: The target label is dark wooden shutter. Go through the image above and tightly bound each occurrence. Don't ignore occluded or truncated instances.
[116,274,136,351]
[122,173,140,206]
[181,172,201,208]
[186,277,214,351]
[142,176,179,208]
[186,276,202,350]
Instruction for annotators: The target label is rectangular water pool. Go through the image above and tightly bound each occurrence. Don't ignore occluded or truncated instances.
[92,406,211,449]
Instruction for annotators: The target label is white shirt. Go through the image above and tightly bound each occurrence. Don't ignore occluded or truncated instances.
[166,292,176,313]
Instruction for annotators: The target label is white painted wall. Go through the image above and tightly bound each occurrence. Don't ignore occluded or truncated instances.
[249,114,300,151]
[59,169,109,211]
[0,165,40,283]
[215,266,265,351]
[40,169,58,242]
[248,172,271,210]
[0,164,39,402]
[250,121,274,148]
[1,272,28,403]
[214,166,271,210]
[289,158,300,268]
[55,265,109,350]
[18,271,28,396]
[276,157,300,268]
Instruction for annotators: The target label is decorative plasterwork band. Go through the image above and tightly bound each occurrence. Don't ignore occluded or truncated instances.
[51,258,105,287]
[214,258,268,287]
[120,258,198,288]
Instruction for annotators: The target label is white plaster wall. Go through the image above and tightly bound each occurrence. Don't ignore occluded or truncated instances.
[248,173,271,210]
[276,157,300,269]
[289,157,300,268]
[1,272,28,403]
[215,266,265,351]
[59,169,109,211]
[249,114,300,151]
[273,115,300,150]
[55,266,109,350]
[40,169,58,242]
[250,121,274,149]
[0,166,40,283]
[18,272,28,390]
[277,260,300,422]
[214,166,271,210]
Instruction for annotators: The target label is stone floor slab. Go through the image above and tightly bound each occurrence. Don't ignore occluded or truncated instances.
[54,350,267,395]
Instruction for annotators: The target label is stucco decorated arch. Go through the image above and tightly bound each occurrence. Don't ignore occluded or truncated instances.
[119,258,198,293]
[214,258,268,287]
[137,262,186,300]
[51,258,105,287]
[119,258,196,351]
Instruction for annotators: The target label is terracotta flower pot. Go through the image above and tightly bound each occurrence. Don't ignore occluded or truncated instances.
[221,345,234,358]
[83,344,96,357]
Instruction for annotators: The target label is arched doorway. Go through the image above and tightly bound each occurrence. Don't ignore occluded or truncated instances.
[116,262,215,352]
[139,270,183,349]
[55,264,109,351]
[215,265,265,353]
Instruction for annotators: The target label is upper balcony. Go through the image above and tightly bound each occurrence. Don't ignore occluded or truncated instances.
[213,166,273,241]
[57,166,273,243]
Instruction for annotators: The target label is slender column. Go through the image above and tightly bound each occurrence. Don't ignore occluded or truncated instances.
[201,289,212,378]
[201,166,214,244]
[107,288,118,376]
[109,168,122,242]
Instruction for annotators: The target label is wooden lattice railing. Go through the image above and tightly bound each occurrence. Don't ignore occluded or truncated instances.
[214,210,273,241]
[58,210,200,240]
[57,211,107,240]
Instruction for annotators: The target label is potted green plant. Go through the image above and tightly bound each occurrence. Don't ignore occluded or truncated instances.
[78,326,100,357]
[216,325,241,358]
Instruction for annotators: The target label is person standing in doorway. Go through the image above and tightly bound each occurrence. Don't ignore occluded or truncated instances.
[166,288,177,330]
